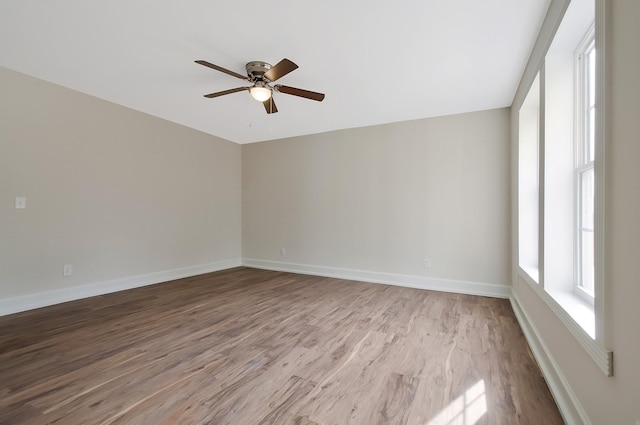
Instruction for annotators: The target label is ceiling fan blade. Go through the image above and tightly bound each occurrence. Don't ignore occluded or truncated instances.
[195,60,248,80]
[264,58,298,82]
[275,85,325,102]
[263,98,278,114]
[203,87,248,98]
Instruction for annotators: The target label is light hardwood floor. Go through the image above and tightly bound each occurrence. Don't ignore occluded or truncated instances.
[0,267,564,424]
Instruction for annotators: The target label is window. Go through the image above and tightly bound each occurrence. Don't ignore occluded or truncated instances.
[540,2,596,338]
[518,73,540,283]
[515,0,612,376]
[575,31,596,303]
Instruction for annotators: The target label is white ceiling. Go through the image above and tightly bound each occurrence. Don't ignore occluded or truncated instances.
[0,1,550,144]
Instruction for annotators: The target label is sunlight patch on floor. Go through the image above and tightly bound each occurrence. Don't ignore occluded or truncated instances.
[426,379,487,425]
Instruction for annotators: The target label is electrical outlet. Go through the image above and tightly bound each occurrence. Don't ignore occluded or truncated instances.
[280,248,286,256]
[15,196,26,209]
[423,258,431,269]
[63,264,73,276]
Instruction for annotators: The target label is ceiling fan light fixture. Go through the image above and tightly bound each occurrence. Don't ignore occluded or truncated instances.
[196,58,324,114]
[249,85,272,102]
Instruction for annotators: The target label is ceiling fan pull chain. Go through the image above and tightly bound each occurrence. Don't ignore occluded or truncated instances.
[269,97,274,133]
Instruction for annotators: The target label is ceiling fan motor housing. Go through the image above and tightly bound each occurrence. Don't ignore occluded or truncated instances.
[246,61,272,82]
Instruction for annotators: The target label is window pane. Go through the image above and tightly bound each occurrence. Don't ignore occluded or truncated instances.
[581,229,595,294]
[580,166,595,293]
[518,74,540,280]
[588,48,596,107]
[587,46,596,162]
[589,107,596,161]
[581,168,595,230]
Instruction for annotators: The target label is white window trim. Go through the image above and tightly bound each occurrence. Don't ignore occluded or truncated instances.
[574,26,596,306]
[518,73,541,285]
[514,0,611,377]
[592,0,607,353]
[516,272,611,376]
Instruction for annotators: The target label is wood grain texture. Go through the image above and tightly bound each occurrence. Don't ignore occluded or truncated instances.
[0,267,564,424]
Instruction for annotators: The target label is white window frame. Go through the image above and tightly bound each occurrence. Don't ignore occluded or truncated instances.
[574,26,596,305]
[518,74,541,284]
[513,0,612,377]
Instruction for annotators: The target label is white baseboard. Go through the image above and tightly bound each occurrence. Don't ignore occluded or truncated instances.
[0,258,241,316]
[510,293,591,425]
[242,258,510,299]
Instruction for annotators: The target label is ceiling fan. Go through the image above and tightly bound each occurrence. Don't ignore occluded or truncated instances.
[195,58,325,114]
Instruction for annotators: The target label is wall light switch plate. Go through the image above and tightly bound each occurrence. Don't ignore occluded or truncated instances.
[63,264,73,276]
[15,197,26,209]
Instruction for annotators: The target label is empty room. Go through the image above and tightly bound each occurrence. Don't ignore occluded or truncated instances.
[1,0,638,424]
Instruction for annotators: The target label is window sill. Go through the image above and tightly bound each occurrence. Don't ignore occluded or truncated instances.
[517,269,612,376]
[519,265,539,285]
[546,289,594,338]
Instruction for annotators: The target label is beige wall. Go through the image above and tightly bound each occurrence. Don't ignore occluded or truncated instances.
[242,108,511,287]
[512,1,640,423]
[0,67,241,301]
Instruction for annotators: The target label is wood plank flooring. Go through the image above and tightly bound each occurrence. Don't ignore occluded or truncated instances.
[0,267,564,424]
